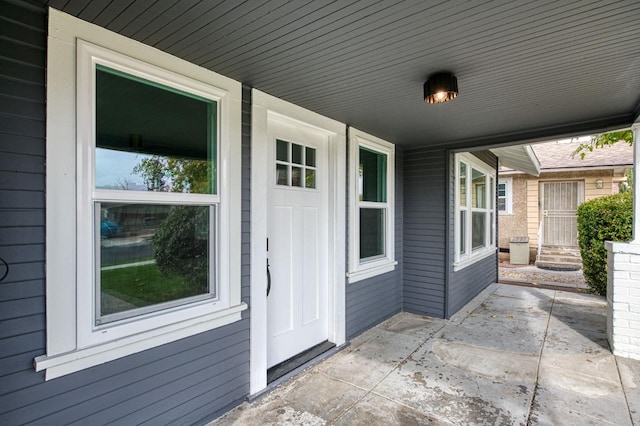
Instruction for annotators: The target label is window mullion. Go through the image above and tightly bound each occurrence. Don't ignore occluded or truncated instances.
[359,200,387,209]
[93,189,220,204]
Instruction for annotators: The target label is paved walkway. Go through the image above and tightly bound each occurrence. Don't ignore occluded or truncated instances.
[211,284,639,425]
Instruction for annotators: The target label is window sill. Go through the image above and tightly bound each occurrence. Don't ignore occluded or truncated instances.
[453,248,496,272]
[34,302,247,380]
[347,260,397,283]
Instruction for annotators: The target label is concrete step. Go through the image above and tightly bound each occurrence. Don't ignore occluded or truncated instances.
[537,255,582,264]
[539,247,581,257]
[539,250,581,258]
[540,245,579,250]
[535,260,582,271]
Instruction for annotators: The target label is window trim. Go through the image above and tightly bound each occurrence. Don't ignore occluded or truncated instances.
[498,177,513,215]
[454,153,497,271]
[79,41,226,343]
[347,128,396,283]
[36,10,246,380]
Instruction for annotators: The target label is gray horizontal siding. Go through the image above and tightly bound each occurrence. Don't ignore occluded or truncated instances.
[0,4,48,414]
[240,85,252,308]
[447,253,497,316]
[446,150,498,317]
[0,143,45,165]
[402,147,447,318]
[1,322,249,425]
[345,146,403,339]
[0,3,251,424]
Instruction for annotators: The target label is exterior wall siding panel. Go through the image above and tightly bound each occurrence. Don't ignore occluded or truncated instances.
[402,147,447,318]
[346,146,403,339]
[0,4,252,423]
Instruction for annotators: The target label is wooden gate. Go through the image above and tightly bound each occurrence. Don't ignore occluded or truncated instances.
[541,181,584,246]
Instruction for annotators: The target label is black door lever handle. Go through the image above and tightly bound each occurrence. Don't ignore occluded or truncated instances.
[266,260,272,297]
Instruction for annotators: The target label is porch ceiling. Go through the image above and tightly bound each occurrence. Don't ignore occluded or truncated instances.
[43,0,640,148]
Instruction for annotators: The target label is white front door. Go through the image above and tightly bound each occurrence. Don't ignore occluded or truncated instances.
[266,118,329,368]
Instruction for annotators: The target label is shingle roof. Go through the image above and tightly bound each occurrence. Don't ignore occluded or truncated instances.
[532,140,633,170]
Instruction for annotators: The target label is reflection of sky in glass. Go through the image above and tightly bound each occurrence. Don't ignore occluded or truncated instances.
[95,148,151,190]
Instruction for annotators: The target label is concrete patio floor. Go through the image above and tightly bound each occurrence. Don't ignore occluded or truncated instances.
[210,284,640,425]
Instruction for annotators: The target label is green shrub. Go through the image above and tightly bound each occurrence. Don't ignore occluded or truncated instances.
[577,191,633,295]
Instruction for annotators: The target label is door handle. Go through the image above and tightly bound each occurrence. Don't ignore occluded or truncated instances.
[0,257,8,282]
[266,260,272,297]
[543,210,548,217]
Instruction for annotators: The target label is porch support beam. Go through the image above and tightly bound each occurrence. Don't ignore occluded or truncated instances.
[633,122,640,244]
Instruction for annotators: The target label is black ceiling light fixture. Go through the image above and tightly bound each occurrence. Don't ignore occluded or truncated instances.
[424,72,458,104]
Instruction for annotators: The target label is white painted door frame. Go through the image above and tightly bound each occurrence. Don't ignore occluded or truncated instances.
[250,89,346,395]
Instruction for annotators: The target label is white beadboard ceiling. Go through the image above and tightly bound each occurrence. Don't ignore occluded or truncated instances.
[43,0,640,148]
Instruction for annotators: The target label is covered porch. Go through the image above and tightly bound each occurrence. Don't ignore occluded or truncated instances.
[2,1,640,424]
[212,283,639,425]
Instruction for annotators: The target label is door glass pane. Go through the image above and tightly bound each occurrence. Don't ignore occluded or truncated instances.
[472,168,486,208]
[292,143,303,165]
[275,141,316,190]
[360,208,385,260]
[305,169,316,189]
[276,164,289,186]
[305,147,316,167]
[459,162,467,206]
[97,203,212,323]
[276,139,289,162]
[291,166,303,187]
[472,211,486,250]
[95,66,216,194]
[359,147,387,202]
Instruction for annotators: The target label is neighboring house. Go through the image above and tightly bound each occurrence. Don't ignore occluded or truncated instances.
[1,2,639,425]
[498,139,633,267]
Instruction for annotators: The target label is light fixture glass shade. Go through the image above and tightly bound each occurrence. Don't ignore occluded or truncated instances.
[424,72,458,104]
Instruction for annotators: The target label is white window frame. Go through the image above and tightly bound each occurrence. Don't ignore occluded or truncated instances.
[454,153,497,271]
[347,127,396,283]
[35,10,246,380]
[498,177,513,215]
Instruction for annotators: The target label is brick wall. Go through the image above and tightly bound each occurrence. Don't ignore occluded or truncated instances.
[606,241,640,360]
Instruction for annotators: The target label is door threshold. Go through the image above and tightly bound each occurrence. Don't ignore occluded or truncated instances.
[267,341,336,385]
[248,341,347,403]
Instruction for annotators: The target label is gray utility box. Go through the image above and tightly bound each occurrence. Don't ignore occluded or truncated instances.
[509,237,530,265]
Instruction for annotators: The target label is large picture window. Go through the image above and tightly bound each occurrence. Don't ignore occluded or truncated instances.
[37,13,245,380]
[94,65,219,325]
[455,153,497,270]
[347,128,396,282]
